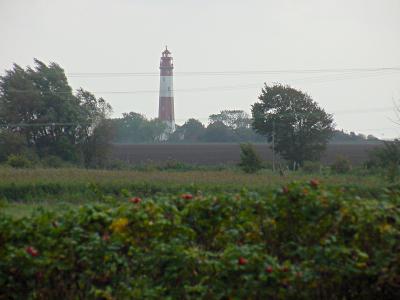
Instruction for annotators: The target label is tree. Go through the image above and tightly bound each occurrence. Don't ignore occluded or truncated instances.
[209,110,252,129]
[169,118,205,142]
[238,143,263,173]
[202,121,237,142]
[252,84,334,168]
[76,89,113,167]
[367,140,400,182]
[0,59,113,166]
[112,112,166,143]
[208,110,264,143]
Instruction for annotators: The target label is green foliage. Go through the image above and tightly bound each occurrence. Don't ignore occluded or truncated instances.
[367,140,400,182]
[239,143,263,173]
[252,84,334,168]
[6,154,32,168]
[0,167,389,202]
[40,155,69,168]
[301,161,321,174]
[112,112,167,143]
[168,111,264,143]
[1,182,400,299]
[169,118,205,142]
[209,110,252,129]
[331,155,352,174]
[0,60,113,167]
[0,131,27,162]
[331,129,379,143]
[201,121,236,142]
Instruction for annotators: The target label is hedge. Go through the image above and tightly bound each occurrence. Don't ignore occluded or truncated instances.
[0,181,399,299]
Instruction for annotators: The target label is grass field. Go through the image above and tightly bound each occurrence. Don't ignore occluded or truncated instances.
[0,166,388,218]
[111,142,382,165]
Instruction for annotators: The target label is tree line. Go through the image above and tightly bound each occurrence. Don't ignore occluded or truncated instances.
[111,110,265,144]
[0,59,380,168]
[111,110,378,145]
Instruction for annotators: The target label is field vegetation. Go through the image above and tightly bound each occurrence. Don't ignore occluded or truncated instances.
[0,165,391,219]
[1,181,399,299]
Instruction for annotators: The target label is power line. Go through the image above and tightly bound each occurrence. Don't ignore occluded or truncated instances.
[5,69,400,96]
[67,67,400,77]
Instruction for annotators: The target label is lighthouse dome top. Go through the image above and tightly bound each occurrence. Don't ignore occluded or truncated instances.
[162,46,171,57]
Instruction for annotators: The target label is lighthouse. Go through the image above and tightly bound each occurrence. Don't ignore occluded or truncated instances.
[158,46,175,134]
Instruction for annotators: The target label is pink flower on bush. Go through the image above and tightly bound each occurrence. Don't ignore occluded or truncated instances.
[181,193,193,200]
[238,257,248,265]
[129,197,142,204]
[310,179,319,188]
[102,233,110,241]
[26,246,39,257]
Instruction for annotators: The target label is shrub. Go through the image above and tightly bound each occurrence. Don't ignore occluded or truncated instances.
[331,155,352,174]
[6,154,32,168]
[161,159,192,171]
[366,141,400,182]
[239,143,263,173]
[0,183,400,299]
[301,161,321,174]
[40,155,69,168]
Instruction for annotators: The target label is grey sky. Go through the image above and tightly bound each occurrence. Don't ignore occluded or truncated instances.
[1,0,399,138]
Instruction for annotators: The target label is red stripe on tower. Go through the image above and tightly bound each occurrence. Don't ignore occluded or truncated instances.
[158,46,175,134]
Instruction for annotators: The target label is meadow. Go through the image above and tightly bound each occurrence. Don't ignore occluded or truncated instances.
[1,166,399,299]
[0,166,387,218]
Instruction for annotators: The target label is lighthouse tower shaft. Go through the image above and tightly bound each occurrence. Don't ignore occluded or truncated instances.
[158,47,175,132]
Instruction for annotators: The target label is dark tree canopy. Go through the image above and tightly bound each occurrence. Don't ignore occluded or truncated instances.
[111,112,166,143]
[0,59,113,166]
[252,84,334,168]
[209,110,252,130]
[168,118,205,142]
[202,121,237,142]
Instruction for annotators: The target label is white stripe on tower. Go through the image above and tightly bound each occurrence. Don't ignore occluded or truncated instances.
[158,46,175,133]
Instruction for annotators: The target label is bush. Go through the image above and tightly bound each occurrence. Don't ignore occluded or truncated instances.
[239,143,263,173]
[366,141,400,182]
[301,161,321,174]
[1,183,400,299]
[40,155,69,168]
[330,155,352,174]
[6,154,32,168]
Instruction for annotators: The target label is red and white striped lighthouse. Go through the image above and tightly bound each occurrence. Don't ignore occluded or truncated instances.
[158,46,175,133]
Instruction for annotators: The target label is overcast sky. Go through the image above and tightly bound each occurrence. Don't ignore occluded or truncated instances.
[1,0,399,138]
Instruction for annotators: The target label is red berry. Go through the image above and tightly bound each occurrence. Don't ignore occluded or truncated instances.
[181,193,193,200]
[26,246,39,257]
[102,233,110,241]
[310,179,319,188]
[282,266,289,272]
[265,266,273,273]
[282,186,289,194]
[238,257,248,265]
[129,197,142,204]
